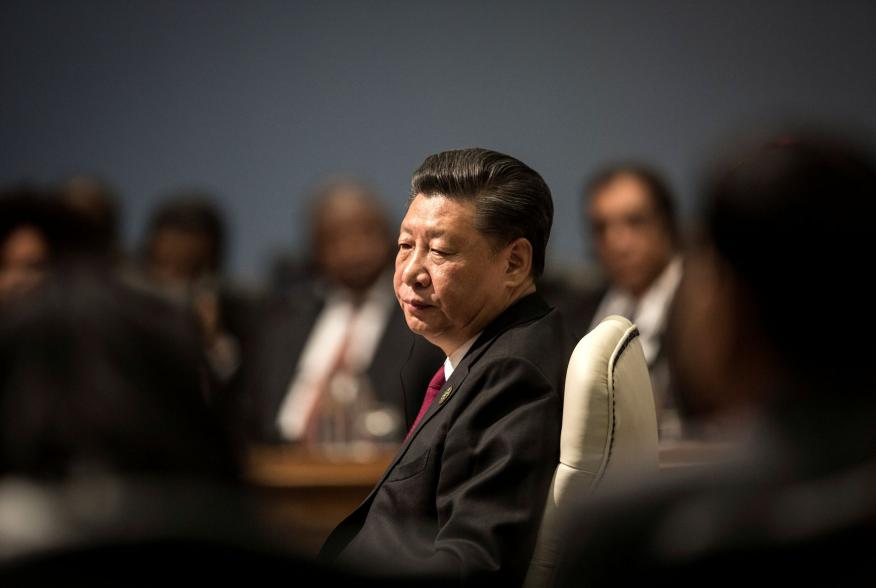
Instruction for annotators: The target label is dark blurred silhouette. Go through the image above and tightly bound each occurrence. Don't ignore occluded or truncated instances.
[0,270,249,574]
[239,179,442,449]
[142,193,225,286]
[0,272,237,481]
[0,186,70,307]
[563,164,686,440]
[129,193,258,385]
[555,129,876,586]
[58,174,122,266]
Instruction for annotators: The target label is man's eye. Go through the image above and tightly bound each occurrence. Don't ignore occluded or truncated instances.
[398,242,413,251]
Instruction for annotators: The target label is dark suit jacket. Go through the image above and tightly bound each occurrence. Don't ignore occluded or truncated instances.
[241,288,444,443]
[320,293,576,586]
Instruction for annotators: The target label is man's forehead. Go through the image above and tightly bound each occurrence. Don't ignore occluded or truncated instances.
[400,195,475,233]
[590,187,657,220]
[592,175,653,206]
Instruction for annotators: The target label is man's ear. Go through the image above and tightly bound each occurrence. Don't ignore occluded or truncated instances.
[504,237,533,286]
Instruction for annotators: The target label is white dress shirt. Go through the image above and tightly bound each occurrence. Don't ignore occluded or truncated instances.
[276,279,395,441]
[443,333,481,381]
[589,257,683,365]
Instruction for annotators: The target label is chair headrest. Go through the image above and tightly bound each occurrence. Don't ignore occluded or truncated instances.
[560,315,658,486]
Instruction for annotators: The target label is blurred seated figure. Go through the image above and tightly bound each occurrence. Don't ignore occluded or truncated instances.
[266,250,319,303]
[555,130,876,586]
[0,270,446,583]
[58,174,122,267]
[129,193,256,384]
[240,179,443,452]
[0,270,243,571]
[0,186,66,308]
[0,271,238,481]
[580,164,685,440]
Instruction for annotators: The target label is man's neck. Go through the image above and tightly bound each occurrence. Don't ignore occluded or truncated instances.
[438,281,536,356]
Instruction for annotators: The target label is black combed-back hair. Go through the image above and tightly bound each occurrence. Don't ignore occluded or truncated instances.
[411,148,553,277]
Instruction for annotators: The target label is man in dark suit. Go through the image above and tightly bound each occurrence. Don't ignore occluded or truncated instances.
[554,130,876,585]
[321,149,576,585]
[242,180,443,444]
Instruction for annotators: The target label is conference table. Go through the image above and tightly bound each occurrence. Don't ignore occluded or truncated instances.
[246,444,396,555]
[246,440,732,556]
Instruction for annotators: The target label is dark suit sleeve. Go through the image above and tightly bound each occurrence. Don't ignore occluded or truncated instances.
[429,356,561,585]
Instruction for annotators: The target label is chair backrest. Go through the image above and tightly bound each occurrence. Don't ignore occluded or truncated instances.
[523,315,658,588]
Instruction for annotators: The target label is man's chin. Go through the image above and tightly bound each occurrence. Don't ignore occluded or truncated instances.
[404,316,429,335]
[403,315,440,340]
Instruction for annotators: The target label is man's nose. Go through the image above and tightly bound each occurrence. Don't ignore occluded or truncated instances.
[400,249,431,289]
[604,223,635,253]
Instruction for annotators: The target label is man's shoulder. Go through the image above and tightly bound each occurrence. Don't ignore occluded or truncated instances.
[485,304,575,362]
[463,304,575,397]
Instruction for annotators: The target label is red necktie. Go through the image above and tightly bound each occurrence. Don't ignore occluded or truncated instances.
[405,365,446,441]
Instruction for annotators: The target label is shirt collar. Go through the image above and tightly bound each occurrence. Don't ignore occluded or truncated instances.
[443,332,481,381]
[634,256,683,333]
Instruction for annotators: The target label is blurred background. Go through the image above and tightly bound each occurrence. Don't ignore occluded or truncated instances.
[3,0,875,283]
[2,0,876,577]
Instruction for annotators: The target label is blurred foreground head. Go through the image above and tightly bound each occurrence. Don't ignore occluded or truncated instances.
[672,130,876,420]
[143,194,226,287]
[59,175,121,264]
[309,179,394,294]
[0,271,239,481]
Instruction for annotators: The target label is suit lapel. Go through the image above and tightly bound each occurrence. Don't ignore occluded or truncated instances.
[333,293,554,522]
[357,294,553,497]
[356,363,468,501]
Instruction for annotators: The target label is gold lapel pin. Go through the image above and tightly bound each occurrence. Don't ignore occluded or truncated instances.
[438,385,454,404]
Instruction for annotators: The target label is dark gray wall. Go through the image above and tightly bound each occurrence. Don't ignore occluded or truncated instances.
[3,0,875,281]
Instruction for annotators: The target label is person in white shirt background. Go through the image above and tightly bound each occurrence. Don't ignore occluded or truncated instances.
[583,163,685,441]
[239,179,442,449]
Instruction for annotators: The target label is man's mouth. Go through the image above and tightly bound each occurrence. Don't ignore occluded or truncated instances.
[403,299,432,310]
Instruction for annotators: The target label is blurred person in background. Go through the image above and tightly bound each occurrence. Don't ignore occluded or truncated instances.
[580,164,686,441]
[555,129,876,585]
[58,174,122,267]
[131,193,257,385]
[0,186,68,308]
[0,272,238,481]
[0,269,353,582]
[240,179,442,448]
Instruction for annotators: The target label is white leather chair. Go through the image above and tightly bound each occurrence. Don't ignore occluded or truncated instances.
[523,315,659,588]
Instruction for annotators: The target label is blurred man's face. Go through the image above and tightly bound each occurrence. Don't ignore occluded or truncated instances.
[148,228,214,285]
[394,194,510,355]
[0,225,50,303]
[315,192,393,293]
[588,174,674,297]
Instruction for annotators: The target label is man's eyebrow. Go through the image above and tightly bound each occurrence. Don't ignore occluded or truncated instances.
[398,224,448,239]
